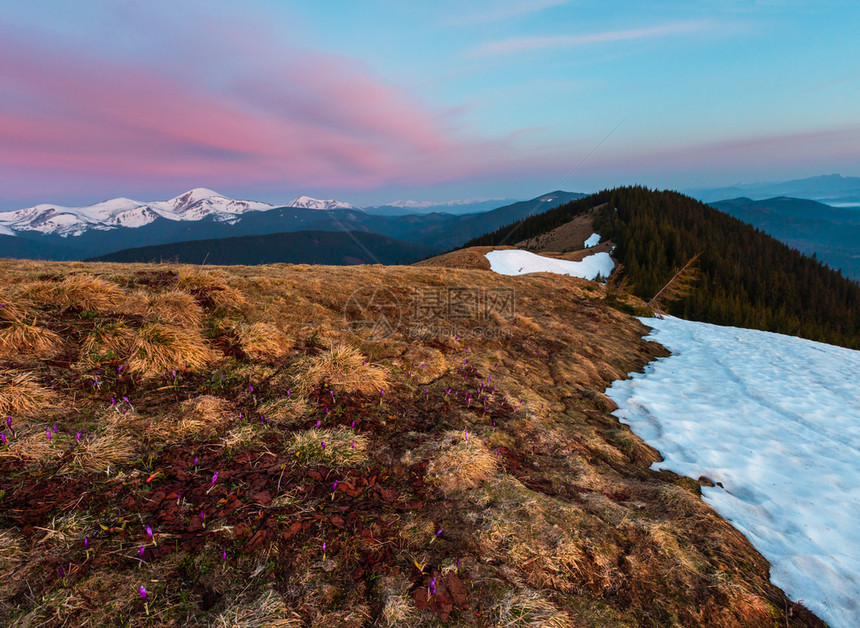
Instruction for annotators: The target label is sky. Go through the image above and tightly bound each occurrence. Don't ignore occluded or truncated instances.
[1,0,859,209]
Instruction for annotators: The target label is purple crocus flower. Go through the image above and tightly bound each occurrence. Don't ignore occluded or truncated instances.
[320,441,326,450]
[76,431,82,442]
[58,566,65,577]
[145,525,153,540]
[5,416,10,429]
[249,384,253,393]
[380,389,384,398]
[351,440,355,449]
[222,550,227,561]
[111,396,117,407]
[286,390,291,397]
[52,424,58,434]
[350,420,355,429]
[139,585,147,600]
[316,420,322,428]
[428,577,437,597]
[139,545,145,558]
[332,480,338,491]
[211,472,218,486]
[436,528,443,537]
[193,456,198,469]
[84,536,89,549]
[46,429,52,442]
[199,510,205,524]
[0,433,6,445]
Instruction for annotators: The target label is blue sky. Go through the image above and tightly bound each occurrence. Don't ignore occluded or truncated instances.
[1,0,858,207]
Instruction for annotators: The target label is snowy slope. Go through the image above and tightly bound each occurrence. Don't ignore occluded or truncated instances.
[287,195,355,210]
[606,317,860,628]
[485,249,614,280]
[583,233,600,248]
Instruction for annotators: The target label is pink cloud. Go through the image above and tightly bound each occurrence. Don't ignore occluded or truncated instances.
[0,31,534,199]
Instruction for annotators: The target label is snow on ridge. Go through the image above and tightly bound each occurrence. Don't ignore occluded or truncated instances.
[287,195,355,210]
[485,249,614,281]
[606,316,860,628]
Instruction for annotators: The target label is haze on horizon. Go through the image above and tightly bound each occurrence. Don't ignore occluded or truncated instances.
[1,0,859,210]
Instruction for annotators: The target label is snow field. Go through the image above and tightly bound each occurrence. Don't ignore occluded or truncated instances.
[605,316,860,627]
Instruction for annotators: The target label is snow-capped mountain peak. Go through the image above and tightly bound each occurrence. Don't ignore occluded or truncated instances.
[0,189,360,237]
[0,189,276,237]
[287,195,356,211]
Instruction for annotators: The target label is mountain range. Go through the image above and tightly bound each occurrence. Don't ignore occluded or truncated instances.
[0,190,583,261]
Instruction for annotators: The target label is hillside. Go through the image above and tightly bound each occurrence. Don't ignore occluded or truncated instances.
[0,259,823,626]
[710,196,860,281]
[465,186,860,349]
[85,231,437,266]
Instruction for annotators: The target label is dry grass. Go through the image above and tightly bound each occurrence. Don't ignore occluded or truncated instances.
[493,589,574,627]
[172,395,234,439]
[220,424,258,450]
[294,343,389,396]
[0,321,64,360]
[208,284,248,310]
[0,529,25,582]
[0,370,55,416]
[0,428,59,464]
[237,322,294,362]
[377,573,422,627]
[0,288,33,322]
[214,589,302,628]
[69,429,138,474]
[426,430,497,494]
[79,320,135,367]
[258,396,310,426]
[475,477,596,593]
[35,512,93,548]
[286,428,368,467]
[128,322,216,379]
[145,290,204,329]
[54,274,124,312]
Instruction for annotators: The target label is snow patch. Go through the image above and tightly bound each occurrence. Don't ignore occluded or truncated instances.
[583,233,600,248]
[485,250,614,281]
[605,317,860,628]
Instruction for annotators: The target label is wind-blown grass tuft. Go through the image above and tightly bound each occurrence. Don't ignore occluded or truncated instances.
[128,323,215,379]
[0,371,55,416]
[0,321,64,360]
[237,322,294,362]
[294,343,389,396]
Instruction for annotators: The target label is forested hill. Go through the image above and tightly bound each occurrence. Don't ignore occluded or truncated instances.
[464,186,860,349]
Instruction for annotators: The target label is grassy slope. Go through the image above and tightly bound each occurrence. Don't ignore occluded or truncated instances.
[0,259,823,627]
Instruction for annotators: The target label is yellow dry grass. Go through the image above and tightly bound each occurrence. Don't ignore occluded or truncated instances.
[493,589,574,628]
[426,430,497,494]
[69,429,138,474]
[35,512,93,548]
[0,529,25,582]
[0,370,55,416]
[128,322,216,379]
[0,288,33,322]
[286,428,368,467]
[237,322,294,362]
[377,573,421,627]
[294,343,389,396]
[475,477,595,593]
[162,395,235,440]
[145,290,203,329]
[214,588,302,628]
[258,396,310,426]
[0,321,64,360]
[0,428,58,465]
[55,274,125,312]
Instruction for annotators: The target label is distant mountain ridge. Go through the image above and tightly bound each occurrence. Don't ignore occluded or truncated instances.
[710,196,860,281]
[687,174,860,205]
[86,230,436,266]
